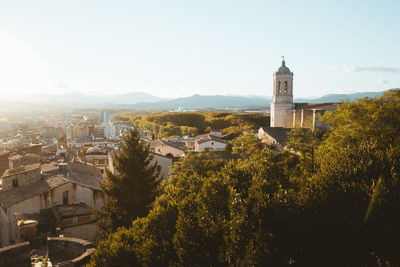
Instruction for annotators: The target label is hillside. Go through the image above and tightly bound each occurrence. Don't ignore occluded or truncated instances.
[117,112,270,137]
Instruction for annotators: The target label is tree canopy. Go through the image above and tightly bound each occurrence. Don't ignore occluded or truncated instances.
[115,112,270,138]
[91,90,400,266]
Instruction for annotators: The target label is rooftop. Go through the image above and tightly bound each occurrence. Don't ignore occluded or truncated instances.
[67,161,103,190]
[150,139,185,151]
[1,163,40,178]
[195,134,227,144]
[9,153,40,161]
[0,175,68,208]
[41,161,103,190]
[260,127,291,145]
[52,202,93,219]
[294,102,339,111]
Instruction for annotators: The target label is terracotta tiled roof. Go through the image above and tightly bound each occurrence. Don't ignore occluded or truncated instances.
[66,162,103,191]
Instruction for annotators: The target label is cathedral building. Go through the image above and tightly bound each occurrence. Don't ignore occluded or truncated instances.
[270,58,295,128]
[258,58,338,147]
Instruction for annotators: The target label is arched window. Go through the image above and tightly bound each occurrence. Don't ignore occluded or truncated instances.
[284,81,288,93]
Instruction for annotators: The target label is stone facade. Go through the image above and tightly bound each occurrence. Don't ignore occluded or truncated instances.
[0,163,41,191]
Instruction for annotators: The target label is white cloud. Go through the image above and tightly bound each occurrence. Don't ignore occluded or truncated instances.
[341,65,400,73]
[376,78,388,85]
[53,82,71,89]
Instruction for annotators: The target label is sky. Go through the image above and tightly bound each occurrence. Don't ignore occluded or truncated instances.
[0,0,399,99]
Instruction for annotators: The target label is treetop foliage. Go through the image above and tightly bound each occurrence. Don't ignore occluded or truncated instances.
[97,129,162,237]
[115,112,270,138]
[91,90,400,266]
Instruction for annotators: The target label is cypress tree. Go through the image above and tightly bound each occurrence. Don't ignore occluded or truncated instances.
[97,128,162,237]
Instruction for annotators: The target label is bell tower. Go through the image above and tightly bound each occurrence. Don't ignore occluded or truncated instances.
[270,57,294,128]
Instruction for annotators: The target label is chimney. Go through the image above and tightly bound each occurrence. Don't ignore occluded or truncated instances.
[58,163,68,173]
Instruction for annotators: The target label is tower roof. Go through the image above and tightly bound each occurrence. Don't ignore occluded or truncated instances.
[276,57,292,74]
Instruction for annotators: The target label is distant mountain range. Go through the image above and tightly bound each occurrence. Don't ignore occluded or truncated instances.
[294,91,392,103]
[0,89,395,112]
[16,92,166,106]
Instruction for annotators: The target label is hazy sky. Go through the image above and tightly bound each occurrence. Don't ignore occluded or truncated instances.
[0,0,399,99]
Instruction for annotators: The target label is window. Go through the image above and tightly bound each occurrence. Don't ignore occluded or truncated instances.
[63,191,69,205]
[44,192,49,208]
[284,81,288,92]
[12,179,18,188]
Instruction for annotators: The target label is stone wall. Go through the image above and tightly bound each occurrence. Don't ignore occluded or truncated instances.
[0,241,30,267]
[47,237,94,266]
[270,103,294,128]
[1,163,41,191]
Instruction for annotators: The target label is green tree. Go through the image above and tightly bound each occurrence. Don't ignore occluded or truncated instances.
[97,129,162,237]
[91,91,400,266]
[286,127,323,177]
[294,90,400,265]
[229,132,265,158]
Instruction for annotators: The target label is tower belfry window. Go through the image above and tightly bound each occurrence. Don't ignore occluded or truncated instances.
[284,81,288,93]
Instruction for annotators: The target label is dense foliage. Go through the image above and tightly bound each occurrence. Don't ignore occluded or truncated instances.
[91,90,400,266]
[116,112,270,137]
[97,129,162,237]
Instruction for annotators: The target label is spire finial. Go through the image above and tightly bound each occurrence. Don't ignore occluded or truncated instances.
[281,56,285,65]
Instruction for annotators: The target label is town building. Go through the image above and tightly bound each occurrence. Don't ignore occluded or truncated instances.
[0,162,104,247]
[84,146,111,174]
[194,134,227,152]
[148,139,185,157]
[51,203,97,242]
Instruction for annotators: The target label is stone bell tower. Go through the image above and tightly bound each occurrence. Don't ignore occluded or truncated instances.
[270,57,294,128]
